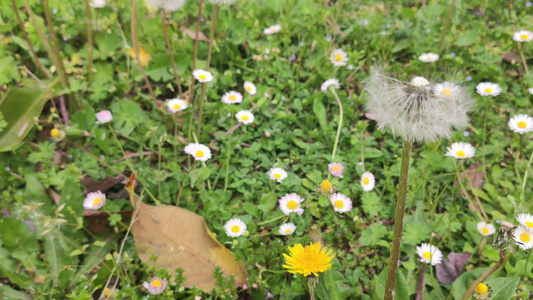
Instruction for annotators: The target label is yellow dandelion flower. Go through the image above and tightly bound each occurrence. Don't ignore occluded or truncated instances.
[320,180,333,193]
[283,242,335,277]
[129,46,152,67]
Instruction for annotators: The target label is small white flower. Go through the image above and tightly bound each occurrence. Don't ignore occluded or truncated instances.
[244,81,257,95]
[83,191,106,210]
[207,0,236,4]
[330,49,348,66]
[224,218,247,237]
[513,225,533,250]
[278,193,305,216]
[167,98,188,113]
[329,193,352,213]
[184,143,212,161]
[89,0,106,8]
[476,82,501,96]
[513,30,533,42]
[508,114,533,134]
[279,223,297,235]
[445,142,476,159]
[268,167,287,183]
[143,277,167,295]
[416,243,443,265]
[193,69,213,83]
[222,91,243,105]
[528,88,533,95]
[236,110,254,125]
[328,162,344,178]
[146,0,186,11]
[361,172,375,192]
[418,52,439,63]
[434,82,460,97]
[264,24,281,35]
[321,78,340,93]
[477,221,496,236]
[516,214,533,229]
[95,110,113,124]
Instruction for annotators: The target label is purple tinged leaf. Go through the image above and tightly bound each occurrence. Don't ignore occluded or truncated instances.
[436,252,472,285]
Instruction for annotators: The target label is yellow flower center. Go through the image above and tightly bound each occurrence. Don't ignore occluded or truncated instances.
[526,221,533,228]
[242,115,249,121]
[442,88,452,96]
[521,233,531,243]
[173,104,181,110]
[199,74,207,80]
[334,200,344,209]
[484,88,492,93]
[51,128,60,138]
[229,95,237,101]
[271,27,276,32]
[287,200,298,210]
[274,173,281,179]
[320,180,332,192]
[423,252,431,260]
[246,86,252,91]
[457,150,465,157]
[363,177,370,185]
[518,121,527,129]
[231,225,240,233]
[152,279,161,287]
[196,150,204,158]
[104,288,112,296]
[335,54,343,62]
[93,198,102,206]
[481,228,488,235]
[285,229,292,233]
[521,34,529,40]
[475,283,488,295]
[426,55,432,60]
[332,166,339,171]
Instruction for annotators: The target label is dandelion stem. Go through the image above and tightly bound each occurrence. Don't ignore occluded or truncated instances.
[162,9,183,98]
[384,141,411,300]
[330,87,343,162]
[43,0,70,89]
[188,0,204,104]
[224,116,234,191]
[481,100,489,179]
[437,0,456,52]
[461,249,506,300]
[84,0,94,87]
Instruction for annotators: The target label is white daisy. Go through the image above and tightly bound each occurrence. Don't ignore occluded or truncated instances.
[146,0,186,11]
[221,91,243,104]
[361,172,375,192]
[224,218,247,237]
[476,82,501,97]
[418,52,439,63]
[477,221,496,236]
[508,114,533,134]
[416,243,443,265]
[143,277,168,295]
[279,223,297,235]
[268,167,287,183]
[445,142,476,159]
[516,214,533,229]
[208,0,236,4]
[329,193,352,213]
[513,225,533,250]
[330,48,348,66]
[434,82,460,97]
[95,110,113,124]
[264,24,281,35]
[89,0,106,8]
[528,88,533,95]
[243,81,257,95]
[278,193,305,216]
[328,162,344,178]
[513,30,533,42]
[321,78,340,93]
[184,143,212,161]
[166,98,188,113]
[193,69,213,83]
[236,110,254,125]
[83,191,106,210]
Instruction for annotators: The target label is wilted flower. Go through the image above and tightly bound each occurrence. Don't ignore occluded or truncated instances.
[236,110,254,125]
[513,225,533,250]
[508,114,533,134]
[364,67,474,142]
[268,167,287,183]
[224,218,247,237]
[321,78,340,93]
[279,223,297,235]
[184,143,212,161]
[476,82,501,97]
[513,30,533,42]
[361,172,375,192]
[474,282,489,298]
[418,52,439,63]
[279,193,304,216]
[193,70,213,83]
[222,91,243,104]
[146,0,185,11]
[50,128,66,141]
[143,277,167,295]
[320,180,333,193]
[264,24,281,35]
[103,287,118,299]
[244,81,257,95]
[416,243,443,265]
[129,46,152,66]
[283,242,335,276]
[329,193,352,213]
[330,49,348,66]
[83,191,106,210]
[328,162,344,178]
[96,110,113,124]
[477,221,496,236]
[516,214,533,229]
[167,99,188,113]
[445,142,475,159]
[89,0,106,8]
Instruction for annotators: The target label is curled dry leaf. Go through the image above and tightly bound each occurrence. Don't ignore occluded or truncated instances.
[436,252,472,285]
[125,173,248,292]
[182,28,209,42]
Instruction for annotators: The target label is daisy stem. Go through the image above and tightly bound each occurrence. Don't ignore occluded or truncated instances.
[520,148,533,204]
[478,236,485,266]
[257,214,286,226]
[519,134,524,161]
[481,100,489,179]
[360,133,366,172]
[188,0,204,104]
[84,0,94,88]
[329,87,343,162]
[192,132,212,190]
[461,249,506,300]
[224,116,234,192]
[384,141,411,300]
[429,266,443,300]
[437,0,456,52]
[511,23,530,74]
[525,249,532,278]
[162,9,183,98]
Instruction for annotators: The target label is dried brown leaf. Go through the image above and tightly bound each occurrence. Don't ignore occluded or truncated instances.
[502,51,520,65]
[436,252,472,285]
[182,28,209,42]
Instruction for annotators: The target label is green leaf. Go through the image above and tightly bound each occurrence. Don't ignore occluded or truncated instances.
[313,97,328,131]
[0,112,7,133]
[258,193,278,216]
[360,223,387,246]
[451,267,488,300]
[361,192,380,216]
[110,100,149,136]
[363,147,383,158]
[0,284,33,300]
[484,276,520,300]
[315,268,342,300]
[403,222,430,245]
[373,268,408,300]
[454,29,479,47]
[190,167,211,188]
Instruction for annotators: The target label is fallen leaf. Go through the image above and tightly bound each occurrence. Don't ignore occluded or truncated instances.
[502,51,520,65]
[182,28,209,42]
[436,252,472,285]
[459,163,484,199]
[81,175,126,193]
[126,173,248,292]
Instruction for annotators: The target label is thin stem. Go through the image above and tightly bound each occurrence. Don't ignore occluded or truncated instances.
[521,148,533,204]
[525,249,532,278]
[384,141,411,300]
[43,0,69,88]
[511,22,530,74]
[481,100,489,179]
[84,0,94,87]
[188,0,204,104]
[458,161,488,220]
[461,249,506,300]
[224,116,234,191]
[360,133,366,172]
[108,124,134,173]
[520,134,524,161]
[415,265,424,300]
[196,84,207,137]
[452,159,484,220]
[192,132,212,190]
[479,236,485,266]
[257,214,286,226]
[330,87,343,162]
[437,0,456,52]
[162,10,183,98]
[11,0,50,78]
[430,266,443,300]
[65,139,126,178]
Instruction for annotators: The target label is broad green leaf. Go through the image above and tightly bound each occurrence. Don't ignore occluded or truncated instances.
[361,192,380,216]
[484,276,520,300]
[373,268,408,300]
[360,223,387,246]
[313,97,328,131]
[0,285,32,300]
[258,193,278,216]
[451,267,488,299]
[190,167,211,188]
[454,29,480,47]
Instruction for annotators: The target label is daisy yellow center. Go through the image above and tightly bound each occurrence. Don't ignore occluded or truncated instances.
[287,200,298,210]
[104,288,112,296]
[426,55,432,60]
[93,198,102,206]
[285,229,292,233]
[246,86,252,91]
[320,180,332,192]
[521,34,529,40]
[196,150,204,158]
[274,173,281,179]
[335,54,343,62]
[423,252,431,260]
[51,128,60,138]
[332,166,339,171]
[475,283,488,295]
[229,95,237,101]
[457,150,465,157]
[199,74,207,80]
[481,228,488,235]
[521,233,531,243]
[363,177,370,185]
[242,115,249,121]
[173,104,181,110]
[334,200,344,209]
[152,279,161,287]
[526,221,533,228]
[484,88,492,93]
[442,88,452,96]
[518,121,527,129]
[270,27,276,32]
[231,225,240,233]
